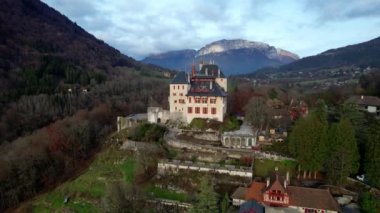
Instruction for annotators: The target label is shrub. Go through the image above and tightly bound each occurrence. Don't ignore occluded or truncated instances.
[189,118,207,130]
[129,123,167,142]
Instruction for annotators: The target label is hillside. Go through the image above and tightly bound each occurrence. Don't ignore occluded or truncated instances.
[142,39,299,75]
[0,0,171,211]
[250,36,380,79]
[0,0,172,105]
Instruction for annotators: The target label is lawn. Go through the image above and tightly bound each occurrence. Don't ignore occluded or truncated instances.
[253,159,298,178]
[145,186,188,202]
[120,158,137,183]
[28,146,137,212]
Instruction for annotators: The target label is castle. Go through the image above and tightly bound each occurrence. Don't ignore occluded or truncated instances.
[169,62,228,123]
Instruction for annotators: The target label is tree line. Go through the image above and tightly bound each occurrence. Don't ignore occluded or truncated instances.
[289,101,379,187]
[0,69,169,211]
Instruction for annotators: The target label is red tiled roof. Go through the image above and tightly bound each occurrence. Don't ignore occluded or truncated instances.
[245,181,266,202]
[287,186,341,212]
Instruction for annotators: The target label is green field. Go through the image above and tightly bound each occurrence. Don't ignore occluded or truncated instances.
[253,159,298,178]
[26,146,137,212]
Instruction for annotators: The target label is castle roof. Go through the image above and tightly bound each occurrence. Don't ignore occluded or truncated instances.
[170,72,188,84]
[198,64,225,78]
[187,80,227,97]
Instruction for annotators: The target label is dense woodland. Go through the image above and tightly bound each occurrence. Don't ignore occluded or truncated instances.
[0,0,173,210]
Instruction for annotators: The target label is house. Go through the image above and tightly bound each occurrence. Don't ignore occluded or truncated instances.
[221,122,258,149]
[232,170,341,213]
[346,95,380,116]
[169,62,228,123]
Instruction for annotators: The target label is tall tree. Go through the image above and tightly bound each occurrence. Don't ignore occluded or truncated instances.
[364,120,380,187]
[289,104,328,179]
[325,118,360,185]
[244,96,268,131]
[191,177,218,213]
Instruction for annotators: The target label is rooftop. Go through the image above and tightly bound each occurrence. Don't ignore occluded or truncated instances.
[287,186,341,212]
[346,95,380,106]
[170,71,188,84]
[198,64,225,78]
[187,80,227,97]
[223,122,257,136]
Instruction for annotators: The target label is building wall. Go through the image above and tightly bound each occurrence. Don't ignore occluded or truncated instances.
[169,84,189,113]
[169,76,227,124]
[215,77,227,92]
[367,105,377,113]
[184,96,226,123]
[289,205,337,213]
[221,135,257,149]
[148,107,172,123]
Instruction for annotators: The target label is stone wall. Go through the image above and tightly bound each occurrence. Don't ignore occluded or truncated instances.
[147,107,184,124]
[158,160,252,178]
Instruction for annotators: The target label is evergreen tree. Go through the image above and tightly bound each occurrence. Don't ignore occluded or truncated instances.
[289,105,328,178]
[364,120,380,187]
[191,177,218,213]
[325,118,360,185]
[221,193,230,213]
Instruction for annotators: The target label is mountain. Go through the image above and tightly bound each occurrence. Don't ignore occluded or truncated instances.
[0,0,171,104]
[142,39,299,76]
[251,36,380,78]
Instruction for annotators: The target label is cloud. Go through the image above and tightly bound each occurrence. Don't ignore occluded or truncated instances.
[304,0,380,23]
[42,0,380,59]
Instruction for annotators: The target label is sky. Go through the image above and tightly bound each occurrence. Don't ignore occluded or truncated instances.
[41,0,380,60]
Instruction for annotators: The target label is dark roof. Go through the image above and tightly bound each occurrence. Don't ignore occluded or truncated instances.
[126,113,147,121]
[170,72,188,84]
[239,200,264,213]
[346,95,380,106]
[186,80,227,97]
[198,64,225,78]
[232,187,247,200]
[287,186,341,212]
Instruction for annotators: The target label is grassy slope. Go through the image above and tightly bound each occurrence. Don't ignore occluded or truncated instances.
[23,139,187,212]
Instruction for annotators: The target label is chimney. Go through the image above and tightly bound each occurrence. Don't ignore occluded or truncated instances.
[266,177,270,187]
[209,81,213,90]
[205,68,208,76]
[218,69,220,77]
[191,64,196,77]
[284,180,287,189]
[199,61,203,70]
[286,171,290,182]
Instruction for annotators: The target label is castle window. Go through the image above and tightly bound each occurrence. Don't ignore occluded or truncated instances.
[211,108,216,114]
[180,93,183,96]
[173,85,175,90]
[195,107,200,114]
[210,98,216,104]
[188,107,192,113]
[177,85,179,89]
[182,85,184,89]
[174,100,177,103]
[189,97,191,103]
[202,97,207,103]
[203,107,208,114]
[195,97,201,103]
